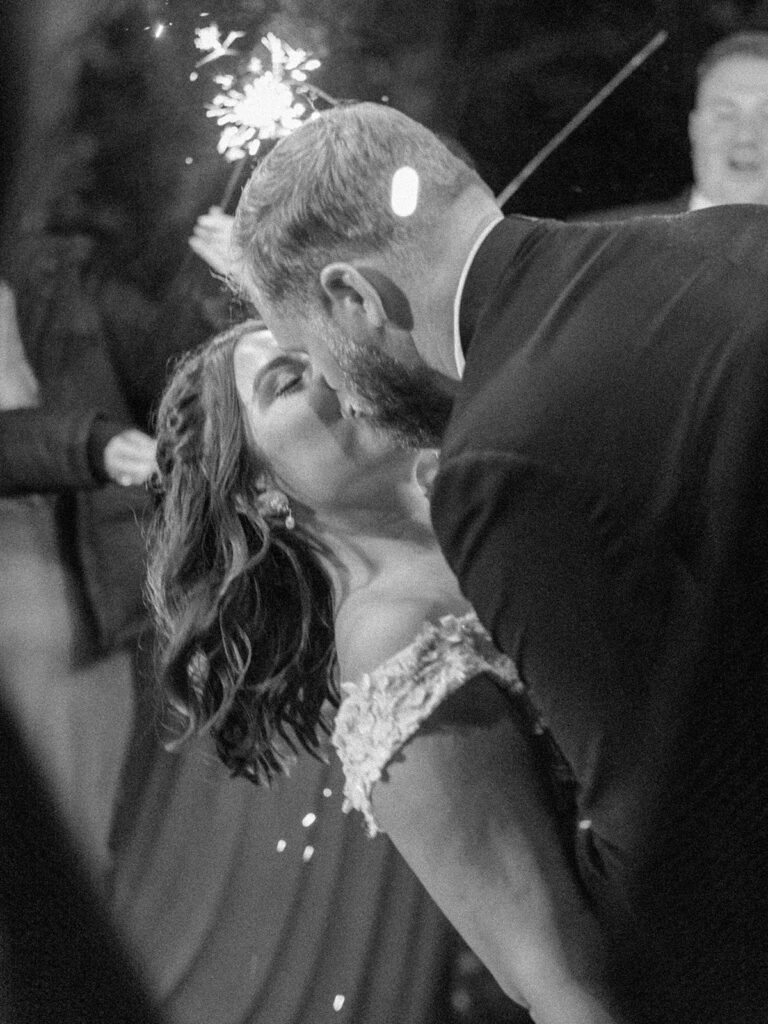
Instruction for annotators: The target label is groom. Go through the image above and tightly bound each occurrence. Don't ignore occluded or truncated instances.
[233,102,768,1022]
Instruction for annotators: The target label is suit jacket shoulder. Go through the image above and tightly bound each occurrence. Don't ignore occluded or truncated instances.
[571,189,691,222]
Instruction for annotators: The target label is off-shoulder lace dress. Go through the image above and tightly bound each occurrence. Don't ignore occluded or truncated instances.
[332,610,574,837]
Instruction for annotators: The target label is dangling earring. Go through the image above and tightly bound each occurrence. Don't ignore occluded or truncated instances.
[258,488,295,530]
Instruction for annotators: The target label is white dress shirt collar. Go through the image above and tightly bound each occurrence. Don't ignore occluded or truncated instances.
[452,215,504,378]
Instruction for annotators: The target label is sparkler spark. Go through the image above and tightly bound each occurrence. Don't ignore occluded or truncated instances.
[194,23,246,67]
[204,32,329,162]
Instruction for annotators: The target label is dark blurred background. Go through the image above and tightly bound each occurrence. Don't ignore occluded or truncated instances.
[14,0,768,289]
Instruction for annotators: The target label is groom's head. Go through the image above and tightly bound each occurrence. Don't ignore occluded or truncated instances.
[233,102,499,446]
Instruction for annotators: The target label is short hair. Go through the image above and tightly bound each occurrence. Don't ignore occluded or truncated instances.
[696,30,768,86]
[233,102,485,314]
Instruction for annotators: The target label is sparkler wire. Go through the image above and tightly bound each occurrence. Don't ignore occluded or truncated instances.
[496,29,668,208]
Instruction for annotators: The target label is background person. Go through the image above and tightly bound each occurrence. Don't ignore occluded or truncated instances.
[0,233,155,880]
[584,30,768,216]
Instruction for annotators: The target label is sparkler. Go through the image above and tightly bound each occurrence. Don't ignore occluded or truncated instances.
[496,29,668,208]
[205,31,327,164]
[195,27,334,209]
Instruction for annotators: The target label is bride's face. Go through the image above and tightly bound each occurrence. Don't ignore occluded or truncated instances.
[233,330,415,511]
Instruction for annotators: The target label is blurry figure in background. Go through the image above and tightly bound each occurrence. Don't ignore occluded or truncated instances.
[0,234,156,881]
[0,2,166,1019]
[0,281,156,491]
[587,30,768,217]
[688,30,768,207]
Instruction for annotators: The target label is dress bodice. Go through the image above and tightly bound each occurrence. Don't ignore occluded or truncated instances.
[332,610,573,836]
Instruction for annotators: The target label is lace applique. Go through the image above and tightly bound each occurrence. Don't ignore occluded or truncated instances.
[332,610,526,836]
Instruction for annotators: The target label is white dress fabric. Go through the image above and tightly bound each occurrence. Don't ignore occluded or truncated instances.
[333,610,538,836]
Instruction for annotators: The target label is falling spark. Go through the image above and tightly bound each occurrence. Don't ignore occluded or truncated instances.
[322,788,333,798]
[302,812,316,827]
[154,23,166,38]
[333,995,346,1012]
[391,166,419,217]
[302,845,315,862]
[276,839,287,852]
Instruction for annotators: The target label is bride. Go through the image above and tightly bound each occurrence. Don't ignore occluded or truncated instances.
[147,320,629,1024]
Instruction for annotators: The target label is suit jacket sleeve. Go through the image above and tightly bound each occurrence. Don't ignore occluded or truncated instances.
[0,407,111,495]
[430,451,669,855]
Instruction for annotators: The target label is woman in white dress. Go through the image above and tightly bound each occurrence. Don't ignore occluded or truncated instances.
[147,321,629,1024]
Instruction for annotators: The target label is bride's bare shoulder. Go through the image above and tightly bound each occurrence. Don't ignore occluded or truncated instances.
[335,591,443,682]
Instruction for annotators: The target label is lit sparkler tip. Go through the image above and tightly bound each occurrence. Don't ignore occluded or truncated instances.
[198,28,331,166]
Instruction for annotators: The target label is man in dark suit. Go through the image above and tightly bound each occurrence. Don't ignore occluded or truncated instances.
[587,30,768,219]
[233,100,768,1023]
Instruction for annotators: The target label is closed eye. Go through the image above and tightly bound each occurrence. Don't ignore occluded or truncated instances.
[253,353,310,402]
[273,367,306,398]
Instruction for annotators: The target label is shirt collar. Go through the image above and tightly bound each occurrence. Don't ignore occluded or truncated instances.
[453,215,504,378]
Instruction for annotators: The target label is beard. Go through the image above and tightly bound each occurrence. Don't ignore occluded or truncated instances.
[322,326,454,449]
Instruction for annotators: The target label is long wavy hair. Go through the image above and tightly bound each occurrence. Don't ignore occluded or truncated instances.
[146,320,338,784]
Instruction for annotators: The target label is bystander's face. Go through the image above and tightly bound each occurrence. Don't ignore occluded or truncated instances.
[689,54,768,205]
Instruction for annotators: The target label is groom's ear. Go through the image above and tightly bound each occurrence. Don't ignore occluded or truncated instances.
[319,262,389,332]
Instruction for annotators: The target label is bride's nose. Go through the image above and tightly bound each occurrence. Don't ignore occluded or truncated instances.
[307,371,345,419]
[318,362,344,392]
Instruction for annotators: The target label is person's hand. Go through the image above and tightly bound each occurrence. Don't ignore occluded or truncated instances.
[103,429,158,487]
[188,206,237,280]
[0,280,40,410]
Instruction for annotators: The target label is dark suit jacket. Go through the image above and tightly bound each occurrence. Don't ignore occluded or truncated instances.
[577,189,692,221]
[431,207,768,1022]
[2,234,150,651]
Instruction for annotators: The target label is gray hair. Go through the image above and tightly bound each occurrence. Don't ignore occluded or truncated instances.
[697,30,768,85]
[233,102,485,314]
